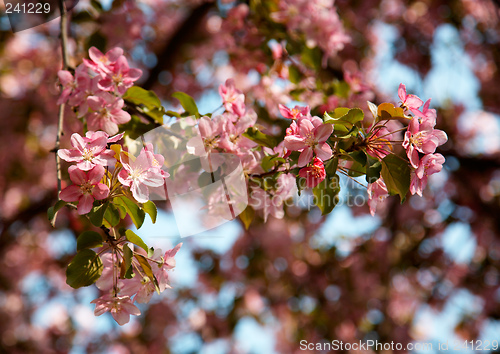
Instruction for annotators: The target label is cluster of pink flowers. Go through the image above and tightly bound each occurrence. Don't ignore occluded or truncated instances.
[367,84,448,215]
[249,173,297,222]
[57,47,142,135]
[271,0,350,65]
[187,79,256,159]
[398,84,447,196]
[184,79,301,221]
[58,131,168,212]
[92,243,182,325]
[57,131,119,214]
[118,143,167,203]
[282,104,333,188]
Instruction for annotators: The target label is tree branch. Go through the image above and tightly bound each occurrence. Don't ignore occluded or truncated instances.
[55,0,70,195]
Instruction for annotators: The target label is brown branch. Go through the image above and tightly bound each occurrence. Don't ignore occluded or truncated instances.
[55,0,70,195]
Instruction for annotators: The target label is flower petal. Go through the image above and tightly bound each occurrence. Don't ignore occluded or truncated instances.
[298,148,313,167]
[315,143,333,161]
[87,165,105,184]
[70,133,86,152]
[59,185,83,202]
[284,136,306,151]
[68,165,87,184]
[92,183,110,200]
[314,124,333,142]
[131,181,149,203]
[77,194,94,215]
[58,149,82,162]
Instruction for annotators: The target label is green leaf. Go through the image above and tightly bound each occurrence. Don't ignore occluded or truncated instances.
[312,175,341,215]
[147,247,155,258]
[122,245,134,279]
[88,202,108,227]
[103,203,120,228]
[323,107,364,126]
[347,160,366,177]
[325,157,338,176]
[125,229,148,252]
[114,196,145,229]
[90,0,103,11]
[124,86,161,108]
[296,176,306,196]
[377,103,407,121]
[239,206,254,230]
[123,87,164,124]
[333,81,350,99]
[76,231,103,251]
[243,127,277,148]
[381,154,411,202]
[135,254,161,294]
[165,110,181,118]
[142,201,157,224]
[66,249,103,288]
[288,65,302,84]
[324,108,364,137]
[47,200,67,227]
[172,92,200,118]
[301,46,322,70]
[366,156,382,183]
[135,254,154,278]
[288,151,301,166]
[86,31,107,53]
[261,154,286,172]
[348,150,367,167]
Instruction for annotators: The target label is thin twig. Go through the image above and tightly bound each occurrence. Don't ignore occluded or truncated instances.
[337,167,368,188]
[55,0,70,195]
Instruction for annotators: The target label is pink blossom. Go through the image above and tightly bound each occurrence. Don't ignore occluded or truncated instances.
[69,65,101,116]
[83,47,124,75]
[118,149,165,203]
[152,243,182,292]
[419,98,437,126]
[410,153,445,196]
[218,111,257,153]
[59,165,109,215]
[367,178,389,216]
[403,117,448,168]
[270,0,350,64]
[398,83,424,117]
[57,70,76,105]
[344,69,370,93]
[58,132,115,171]
[144,143,169,178]
[286,120,299,137]
[219,78,246,116]
[263,141,290,159]
[284,116,333,167]
[97,55,142,95]
[120,274,156,304]
[298,157,326,188]
[84,130,124,144]
[87,93,131,135]
[270,41,284,60]
[186,116,222,155]
[279,104,310,120]
[91,294,140,325]
[95,253,118,291]
[249,173,296,222]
